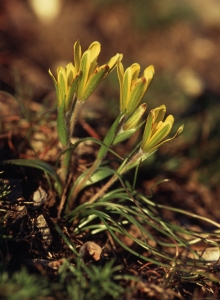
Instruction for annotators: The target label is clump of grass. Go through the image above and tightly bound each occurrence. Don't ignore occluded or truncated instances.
[0,260,135,300]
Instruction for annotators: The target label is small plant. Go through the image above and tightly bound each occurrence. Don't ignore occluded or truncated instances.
[47,40,183,214]
[0,267,51,300]
[2,39,220,298]
[0,259,135,300]
[58,259,133,300]
[2,40,183,216]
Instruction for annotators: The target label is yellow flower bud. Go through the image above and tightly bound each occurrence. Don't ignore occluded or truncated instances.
[141,105,183,153]
[74,40,122,101]
[117,61,154,115]
[49,63,80,112]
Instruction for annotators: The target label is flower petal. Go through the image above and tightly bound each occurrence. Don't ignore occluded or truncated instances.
[131,63,140,82]
[108,53,123,71]
[57,66,67,108]
[141,109,155,151]
[154,105,166,120]
[143,65,155,86]
[65,72,81,110]
[150,124,184,152]
[144,115,174,152]
[81,64,109,101]
[122,63,140,112]
[77,49,93,100]
[127,77,148,114]
[87,41,101,77]
[48,68,59,101]
[66,63,77,85]
[74,40,82,72]
[117,60,124,111]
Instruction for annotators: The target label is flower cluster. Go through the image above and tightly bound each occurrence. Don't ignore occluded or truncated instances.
[49,40,183,192]
[141,105,183,154]
[49,40,122,112]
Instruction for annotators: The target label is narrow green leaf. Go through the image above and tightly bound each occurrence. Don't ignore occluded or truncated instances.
[97,112,125,160]
[88,168,113,185]
[75,167,113,190]
[54,222,78,255]
[113,129,136,145]
[113,120,144,145]
[1,159,59,182]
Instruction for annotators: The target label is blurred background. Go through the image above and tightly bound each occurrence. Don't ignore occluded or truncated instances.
[1,0,220,218]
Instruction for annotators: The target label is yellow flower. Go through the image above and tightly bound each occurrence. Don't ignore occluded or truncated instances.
[141,105,184,153]
[48,63,80,112]
[117,61,154,115]
[74,40,122,101]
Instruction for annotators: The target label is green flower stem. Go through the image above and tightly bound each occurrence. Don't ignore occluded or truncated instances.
[69,99,84,140]
[59,99,84,185]
[71,158,101,201]
[59,147,72,185]
[88,149,145,203]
